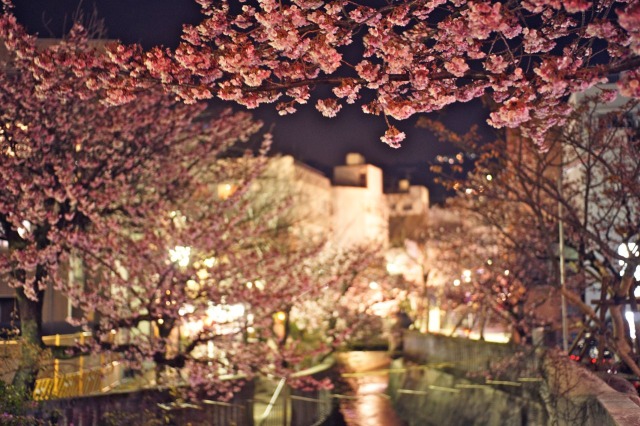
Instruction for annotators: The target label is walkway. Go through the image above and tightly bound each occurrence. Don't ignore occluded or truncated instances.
[337,351,407,426]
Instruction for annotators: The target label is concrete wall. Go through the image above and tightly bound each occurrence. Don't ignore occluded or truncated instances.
[391,332,640,426]
[388,360,546,426]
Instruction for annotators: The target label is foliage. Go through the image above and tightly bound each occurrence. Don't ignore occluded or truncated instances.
[289,249,393,358]
[428,202,550,341]
[0,9,388,400]
[426,88,640,375]
[0,381,51,426]
[78,0,640,147]
[0,8,264,394]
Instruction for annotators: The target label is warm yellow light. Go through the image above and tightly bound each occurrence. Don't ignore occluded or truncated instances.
[386,261,402,275]
[196,269,209,280]
[217,183,237,200]
[275,311,286,322]
[203,257,217,268]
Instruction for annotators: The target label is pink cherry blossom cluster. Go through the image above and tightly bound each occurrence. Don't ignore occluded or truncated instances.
[103,0,639,148]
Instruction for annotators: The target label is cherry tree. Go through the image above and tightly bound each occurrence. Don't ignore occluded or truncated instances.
[425,90,640,375]
[0,12,262,392]
[98,0,640,147]
[0,12,264,394]
[0,11,389,399]
[433,198,561,341]
[288,248,397,359]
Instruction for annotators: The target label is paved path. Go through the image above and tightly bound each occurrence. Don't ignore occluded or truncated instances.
[337,351,407,426]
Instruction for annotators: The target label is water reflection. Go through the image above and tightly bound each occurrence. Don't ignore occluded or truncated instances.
[338,352,406,426]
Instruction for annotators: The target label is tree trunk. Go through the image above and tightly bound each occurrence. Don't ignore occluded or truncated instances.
[609,269,640,377]
[12,285,45,393]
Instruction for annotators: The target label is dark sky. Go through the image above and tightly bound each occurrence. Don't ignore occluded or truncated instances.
[12,0,491,202]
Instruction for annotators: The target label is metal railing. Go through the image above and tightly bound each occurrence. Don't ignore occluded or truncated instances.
[257,377,288,426]
[156,398,254,425]
[33,360,122,400]
[256,358,336,426]
[1,332,124,400]
[290,392,332,426]
[35,332,123,400]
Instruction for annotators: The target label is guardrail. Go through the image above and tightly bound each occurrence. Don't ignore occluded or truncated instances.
[256,358,336,426]
[1,332,124,400]
[403,330,538,380]
[396,332,640,426]
[33,360,123,400]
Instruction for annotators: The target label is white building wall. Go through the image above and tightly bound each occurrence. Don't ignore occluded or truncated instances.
[261,155,332,243]
[332,159,389,249]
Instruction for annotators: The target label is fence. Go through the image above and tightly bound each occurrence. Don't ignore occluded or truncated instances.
[255,359,337,426]
[29,368,334,425]
[255,384,333,426]
[395,332,640,426]
[1,333,124,400]
[403,330,539,380]
[290,391,333,426]
[3,332,338,425]
[33,359,123,400]
[36,381,255,426]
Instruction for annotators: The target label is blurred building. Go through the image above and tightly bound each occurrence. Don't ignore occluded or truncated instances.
[1,152,425,334]
[332,153,390,249]
[386,178,429,218]
[254,155,333,244]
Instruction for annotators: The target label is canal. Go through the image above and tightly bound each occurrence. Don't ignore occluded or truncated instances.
[337,351,407,426]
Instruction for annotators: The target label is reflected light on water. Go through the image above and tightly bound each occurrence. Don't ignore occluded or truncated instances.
[358,381,388,395]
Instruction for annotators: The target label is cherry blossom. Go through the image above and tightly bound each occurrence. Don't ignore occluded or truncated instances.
[425,91,640,376]
[316,98,342,117]
[0,11,380,398]
[380,125,406,148]
[80,0,638,147]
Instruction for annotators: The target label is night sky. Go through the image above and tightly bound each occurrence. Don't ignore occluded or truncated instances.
[12,0,492,202]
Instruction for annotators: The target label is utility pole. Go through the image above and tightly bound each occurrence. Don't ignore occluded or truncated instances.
[558,161,569,352]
